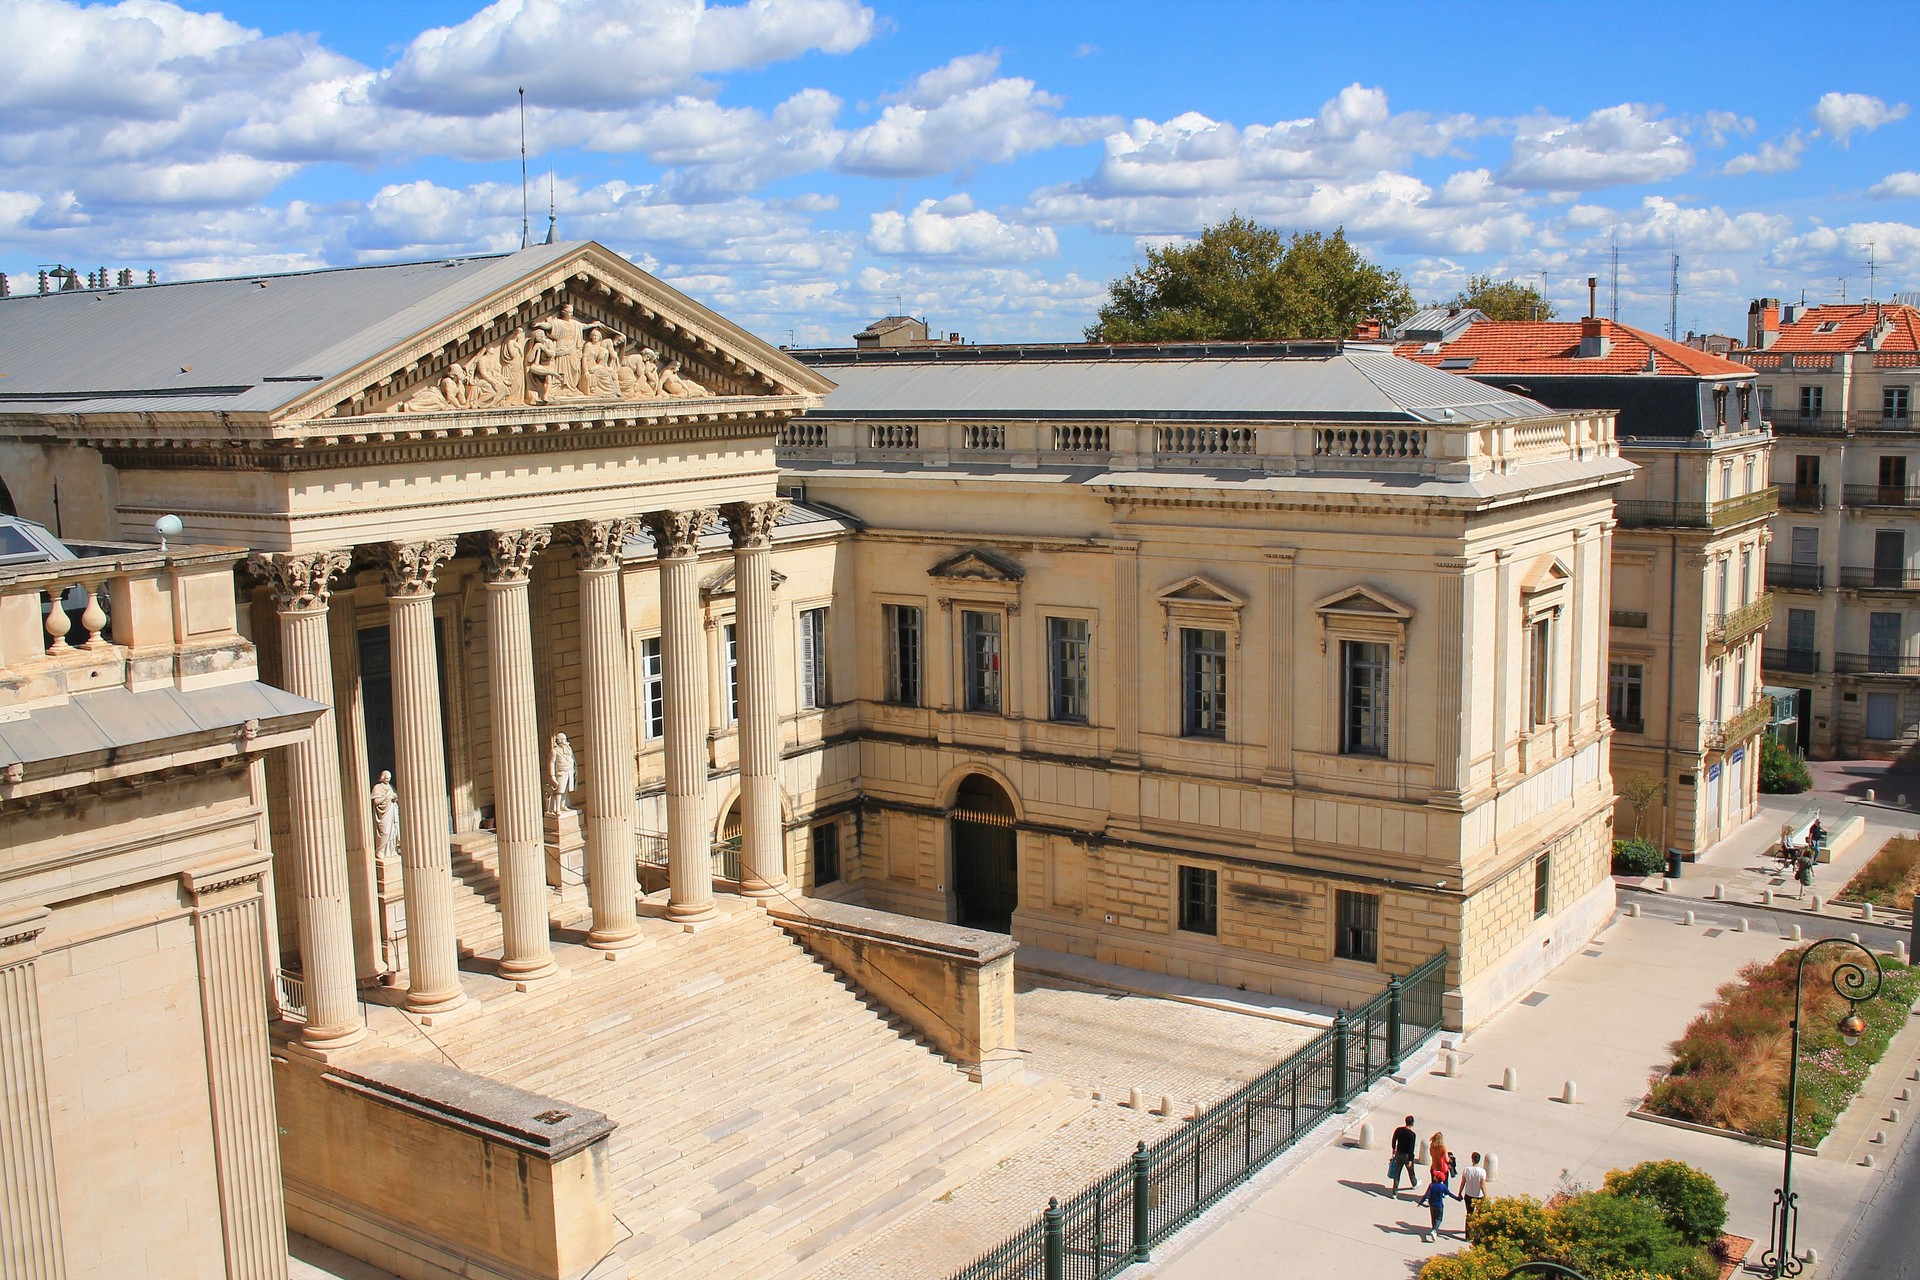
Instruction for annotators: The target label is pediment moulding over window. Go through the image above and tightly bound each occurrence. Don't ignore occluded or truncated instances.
[1520,558,1572,622]
[929,547,1026,584]
[1157,573,1246,644]
[1314,584,1413,659]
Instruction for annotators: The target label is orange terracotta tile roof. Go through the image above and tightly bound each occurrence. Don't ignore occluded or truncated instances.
[1749,302,1920,354]
[1393,318,1753,378]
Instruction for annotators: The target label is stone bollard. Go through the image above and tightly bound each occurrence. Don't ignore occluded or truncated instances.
[1502,1067,1519,1093]
[1898,942,1911,963]
[1863,1154,1877,1168]
[1850,932,1862,944]
[1898,1088,1911,1102]
[1359,1122,1376,1149]
[1868,788,1877,802]
[1417,1136,1430,1162]
[1871,1131,1888,1145]
[1128,1086,1146,1111]
[1864,903,1876,923]
[1159,1095,1176,1118]
[1809,895,1824,913]
[1626,902,1641,918]
[1560,1080,1579,1105]
[1682,910,1696,926]
[1484,1152,1498,1181]
[1443,1051,1460,1078]
[1711,883,1725,900]
[1790,925,1804,941]
[1804,1248,1820,1266]
[1763,888,1775,906]
[1736,918,1750,933]
[1888,1108,1901,1124]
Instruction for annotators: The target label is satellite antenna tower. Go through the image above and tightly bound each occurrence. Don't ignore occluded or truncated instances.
[1862,238,1878,302]
[1668,253,1679,340]
[518,88,530,250]
[545,169,557,245]
[1609,235,1620,322]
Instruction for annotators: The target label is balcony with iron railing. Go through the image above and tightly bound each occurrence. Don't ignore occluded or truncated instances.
[1762,647,1822,675]
[1834,651,1920,676]
[1770,411,1917,437]
[1838,565,1920,592]
[1765,562,1824,591]
[1842,483,1920,509]
[1704,698,1775,750]
[1614,487,1778,530]
[1774,482,1826,511]
[1707,593,1774,646]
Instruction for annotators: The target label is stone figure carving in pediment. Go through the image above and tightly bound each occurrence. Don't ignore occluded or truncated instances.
[660,354,708,398]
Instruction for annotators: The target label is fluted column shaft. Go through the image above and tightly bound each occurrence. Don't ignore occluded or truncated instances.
[487,528,558,979]
[0,911,64,1280]
[644,509,718,922]
[383,539,465,1014]
[250,551,366,1049]
[571,520,644,947]
[723,500,789,897]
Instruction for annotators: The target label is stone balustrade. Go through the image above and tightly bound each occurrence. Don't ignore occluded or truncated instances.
[775,411,1613,479]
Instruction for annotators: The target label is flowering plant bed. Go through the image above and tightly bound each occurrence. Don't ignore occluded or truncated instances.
[1642,948,1920,1145]
[1835,835,1920,909]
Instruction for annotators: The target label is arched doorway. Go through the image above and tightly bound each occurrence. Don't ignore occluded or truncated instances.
[950,774,1018,932]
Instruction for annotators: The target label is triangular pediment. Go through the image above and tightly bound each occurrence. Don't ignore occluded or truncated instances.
[1156,574,1246,609]
[702,564,787,600]
[284,241,836,423]
[929,547,1025,582]
[1521,559,1572,595]
[1313,585,1412,619]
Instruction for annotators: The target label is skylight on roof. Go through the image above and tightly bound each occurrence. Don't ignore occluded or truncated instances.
[1439,357,1477,370]
[1816,320,1841,333]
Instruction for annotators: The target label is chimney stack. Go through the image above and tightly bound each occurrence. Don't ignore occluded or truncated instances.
[1747,298,1781,349]
[1587,276,1597,319]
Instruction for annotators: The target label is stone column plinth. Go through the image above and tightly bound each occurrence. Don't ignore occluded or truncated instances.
[721,499,789,898]
[568,519,644,949]
[485,528,558,982]
[543,809,586,889]
[382,538,466,1015]
[250,550,367,1050]
[0,909,65,1280]
[643,508,718,923]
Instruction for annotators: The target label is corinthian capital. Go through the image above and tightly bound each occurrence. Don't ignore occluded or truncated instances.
[564,517,642,571]
[484,526,552,583]
[719,499,789,551]
[638,508,717,560]
[381,538,457,599]
[249,550,351,611]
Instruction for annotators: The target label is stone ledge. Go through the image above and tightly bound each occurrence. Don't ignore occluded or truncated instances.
[327,1058,615,1161]
[768,896,1018,965]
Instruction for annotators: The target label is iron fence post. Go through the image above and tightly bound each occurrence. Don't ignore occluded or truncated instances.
[1386,974,1404,1074]
[1331,1008,1351,1113]
[1131,1140,1152,1263]
[1043,1197,1064,1280]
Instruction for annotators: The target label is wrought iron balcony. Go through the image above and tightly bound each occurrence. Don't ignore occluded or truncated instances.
[1765,562,1823,591]
[1772,412,1848,436]
[1842,483,1920,509]
[1704,699,1775,750]
[1616,488,1777,530]
[1774,482,1825,511]
[1839,565,1920,591]
[1707,594,1774,645]
[1833,652,1920,676]
[1762,648,1822,674]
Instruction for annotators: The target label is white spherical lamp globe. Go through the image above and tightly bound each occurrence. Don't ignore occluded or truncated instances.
[154,514,184,549]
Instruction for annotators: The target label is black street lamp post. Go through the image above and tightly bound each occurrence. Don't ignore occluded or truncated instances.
[1761,937,1885,1279]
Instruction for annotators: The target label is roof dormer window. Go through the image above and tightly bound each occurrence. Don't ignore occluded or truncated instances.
[1815,320,1841,334]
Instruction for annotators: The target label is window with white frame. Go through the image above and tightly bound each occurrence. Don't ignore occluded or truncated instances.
[1800,385,1822,418]
[1341,640,1389,755]
[1528,617,1553,725]
[723,622,739,724]
[640,636,664,740]
[1046,615,1089,723]
[1181,627,1228,737]
[1607,661,1644,732]
[883,603,922,706]
[961,609,1003,713]
[798,606,829,709]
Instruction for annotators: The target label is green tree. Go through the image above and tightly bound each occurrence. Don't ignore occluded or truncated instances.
[1085,215,1415,343]
[1443,273,1557,322]
[1759,737,1812,793]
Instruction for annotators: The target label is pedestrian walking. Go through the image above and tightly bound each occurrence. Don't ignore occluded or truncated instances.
[1428,1131,1453,1189]
[1796,850,1815,898]
[1388,1115,1417,1194]
[1418,1170,1461,1243]
[1459,1152,1488,1236]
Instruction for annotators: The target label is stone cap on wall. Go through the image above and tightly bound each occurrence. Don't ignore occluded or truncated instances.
[328,1058,615,1162]
[769,898,1017,966]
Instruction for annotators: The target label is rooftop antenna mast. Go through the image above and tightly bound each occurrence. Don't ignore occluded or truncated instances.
[1668,253,1679,341]
[1862,238,1878,302]
[545,168,556,245]
[1609,234,1620,322]
[518,88,530,250]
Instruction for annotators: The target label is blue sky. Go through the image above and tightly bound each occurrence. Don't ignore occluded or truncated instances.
[4,0,1918,344]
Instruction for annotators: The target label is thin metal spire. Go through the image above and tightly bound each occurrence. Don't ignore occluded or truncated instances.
[545,168,557,245]
[519,87,530,250]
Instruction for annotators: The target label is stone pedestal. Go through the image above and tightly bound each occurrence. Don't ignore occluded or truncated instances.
[375,854,406,977]
[543,810,586,890]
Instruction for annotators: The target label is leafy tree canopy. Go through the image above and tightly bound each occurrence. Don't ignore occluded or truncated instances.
[1085,215,1415,343]
[1442,273,1558,322]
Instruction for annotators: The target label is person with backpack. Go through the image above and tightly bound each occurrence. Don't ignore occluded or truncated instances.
[1387,1115,1417,1194]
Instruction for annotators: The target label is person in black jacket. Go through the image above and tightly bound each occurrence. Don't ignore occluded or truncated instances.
[1388,1115,1418,1194]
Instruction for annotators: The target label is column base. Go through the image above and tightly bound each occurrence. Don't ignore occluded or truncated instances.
[498,954,561,983]
[403,985,469,1017]
[298,1020,370,1055]
[586,925,645,951]
[738,880,790,900]
[665,899,718,925]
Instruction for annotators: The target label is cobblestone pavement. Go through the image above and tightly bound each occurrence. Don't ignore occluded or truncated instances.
[809,975,1318,1280]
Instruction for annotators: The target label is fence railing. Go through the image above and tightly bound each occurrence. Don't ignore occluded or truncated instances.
[951,950,1449,1280]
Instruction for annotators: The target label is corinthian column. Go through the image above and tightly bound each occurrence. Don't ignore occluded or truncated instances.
[642,508,719,922]
[249,550,367,1049]
[567,518,645,948]
[721,499,790,898]
[382,538,465,1014]
[486,527,558,981]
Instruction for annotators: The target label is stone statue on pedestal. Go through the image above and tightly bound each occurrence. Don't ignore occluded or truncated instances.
[371,770,401,858]
[547,733,576,816]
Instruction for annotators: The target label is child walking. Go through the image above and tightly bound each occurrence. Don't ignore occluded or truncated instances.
[1419,1170,1461,1243]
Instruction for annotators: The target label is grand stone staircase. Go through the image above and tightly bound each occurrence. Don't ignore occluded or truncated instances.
[404,839,1085,1279]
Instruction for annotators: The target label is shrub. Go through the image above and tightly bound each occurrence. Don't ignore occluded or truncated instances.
[1612,837,1665,876]
[1759,737,1812,794]
[1419,1179,1724,1280]
[1554,1191,1717,1280]
[1836,836,1920,908]
[1604,1160,1728,1246]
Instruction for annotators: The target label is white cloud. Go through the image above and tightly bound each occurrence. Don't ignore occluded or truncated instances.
[1722,131,1806,176]
[866,198,1057,261]
[1869,171,1920,199]
[1501,104,1693,190]
[1811,92,1909,146]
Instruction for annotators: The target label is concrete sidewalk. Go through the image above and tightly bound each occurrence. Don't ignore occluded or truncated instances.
[1142,909,1919,1280]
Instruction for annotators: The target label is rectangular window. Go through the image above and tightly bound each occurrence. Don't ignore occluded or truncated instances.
[798,606,829,710]
[1177,866,1218,935]
[1887,386,1911,421]
[1607,661,1644,732]
[1046,616,1090,723]
[724,622,739,724]
[1740,548,1752,605]
[1529,620,1553,725]
[1533,855,1552,919]
[812,821,840,887]
[961,609,1003,713]
[1744,457,1755,494]
[1870,611,1902,674]
[883,604,922,706]
[1335,890,1379,963]
[1716,559,1729,616]
[1712,663,1725,720]
[1181,627,1229,738]
[1794,454,1819,486]
[1720,460,1734,500]
[1759,386,1774,417]
[1799,385,1822,418]
[640,636,664,740]
[1880,455,1908,501]
[1787,607,1815,652]
[1341,640,1389,755]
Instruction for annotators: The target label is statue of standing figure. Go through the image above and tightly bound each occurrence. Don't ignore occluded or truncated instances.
[371,770,401,857]
[547,732,577,816]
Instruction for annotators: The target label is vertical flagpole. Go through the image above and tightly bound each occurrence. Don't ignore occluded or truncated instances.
[519,88,530,249]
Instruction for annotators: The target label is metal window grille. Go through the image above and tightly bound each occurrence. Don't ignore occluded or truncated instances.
[1177,867,1217,936]
[1335,890,1379,963]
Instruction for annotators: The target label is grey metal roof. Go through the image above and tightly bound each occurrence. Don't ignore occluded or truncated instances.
[0,680,324,768]
[0,242,582,416]
[801,346,1547,424]
[1392,306,1486,344]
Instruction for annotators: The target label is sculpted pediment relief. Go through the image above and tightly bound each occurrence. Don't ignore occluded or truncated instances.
[929,547,1025,582]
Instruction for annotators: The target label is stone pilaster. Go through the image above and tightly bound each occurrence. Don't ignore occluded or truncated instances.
[1491,549,1513,781]
[381,538,466,1014]
[568,518,645,948]
[1263,548,1296,783]
[1434,557,1474,801]
[182,862,288,1280]
[249,550,367,1050]
[642,509,719,922]
[485,527,559,980]
[1113,542,1142,765]
[722,499,790,897]
[0,908,64,1280]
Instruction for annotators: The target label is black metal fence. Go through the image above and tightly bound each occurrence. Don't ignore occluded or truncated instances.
[951,950,1450,1280]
